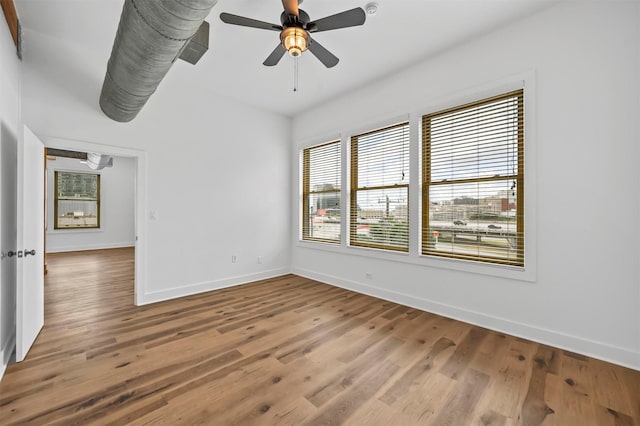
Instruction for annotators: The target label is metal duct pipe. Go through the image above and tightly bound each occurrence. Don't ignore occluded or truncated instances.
[85,153,114,170]
[99,0,218,122]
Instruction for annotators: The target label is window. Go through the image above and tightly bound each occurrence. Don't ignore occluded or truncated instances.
[302,141,341,243]
[54,171,100,229]
[422,90,524,266]
[350,122,410,251]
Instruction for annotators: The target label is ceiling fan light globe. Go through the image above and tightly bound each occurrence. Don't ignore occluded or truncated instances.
[281,27,308,57]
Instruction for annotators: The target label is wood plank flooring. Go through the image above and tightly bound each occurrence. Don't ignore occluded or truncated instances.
[1,247,638,425]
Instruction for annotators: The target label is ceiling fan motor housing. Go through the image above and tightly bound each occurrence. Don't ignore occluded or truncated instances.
[280,9,310,26]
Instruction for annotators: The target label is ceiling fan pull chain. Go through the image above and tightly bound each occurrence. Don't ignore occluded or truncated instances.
[293,56,299,92]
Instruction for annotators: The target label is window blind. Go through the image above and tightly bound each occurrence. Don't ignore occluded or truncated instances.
[54,171,101,229]
[350,122,410,251]
[302,141,341,243]
[422,90,524,266]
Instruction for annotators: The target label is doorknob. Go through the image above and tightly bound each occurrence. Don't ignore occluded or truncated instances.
[7,250,17,258]
[24,249,36,257]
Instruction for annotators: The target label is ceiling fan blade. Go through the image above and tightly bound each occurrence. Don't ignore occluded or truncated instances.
[219,13,283,31]
[263,44,287,66]
[307,37,339,68]
[282,0,299,17]
[307,8,366,33]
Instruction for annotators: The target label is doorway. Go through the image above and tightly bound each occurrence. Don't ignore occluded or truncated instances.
[2,133,147,370]
[40,137,147,306]
[45,149,135,256]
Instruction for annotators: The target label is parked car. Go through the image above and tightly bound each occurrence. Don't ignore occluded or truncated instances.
[488,224,502,229]
[453,220,467,225]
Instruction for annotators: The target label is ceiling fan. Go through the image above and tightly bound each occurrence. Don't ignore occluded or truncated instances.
[219,0,366,68]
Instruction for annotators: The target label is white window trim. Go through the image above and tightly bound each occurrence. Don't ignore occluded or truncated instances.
[47,229,105,235]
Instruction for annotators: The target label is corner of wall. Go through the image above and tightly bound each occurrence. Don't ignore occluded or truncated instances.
[0,330,16,381]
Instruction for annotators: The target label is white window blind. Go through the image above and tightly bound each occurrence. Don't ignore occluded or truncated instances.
[302,141,341,243]
[350,122,410,251]
[422,90,524,266]
[54,171,101,229]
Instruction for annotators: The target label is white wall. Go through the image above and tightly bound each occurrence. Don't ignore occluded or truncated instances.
[291,1,640,369]
[46,156,136,253]
[0,16,21,377]
[14,1,640,373]
[21,28,292,305]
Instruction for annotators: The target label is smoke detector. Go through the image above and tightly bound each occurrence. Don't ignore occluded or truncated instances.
[365,2,378,15]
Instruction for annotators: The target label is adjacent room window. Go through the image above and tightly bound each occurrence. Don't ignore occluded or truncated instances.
[350,122,410,251]
[422,89,524,266]
[54,171,100,229]
[302,141,341,243]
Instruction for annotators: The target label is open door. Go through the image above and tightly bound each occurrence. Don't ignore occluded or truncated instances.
[15,125,45,361]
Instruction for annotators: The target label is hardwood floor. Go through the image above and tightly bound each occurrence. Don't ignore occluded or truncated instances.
[1,248,638,425]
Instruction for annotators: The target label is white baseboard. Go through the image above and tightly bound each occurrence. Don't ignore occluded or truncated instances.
[46,242,135,253]
[1,330,16,381]
[292,267,640,371]
[138,267,291,305]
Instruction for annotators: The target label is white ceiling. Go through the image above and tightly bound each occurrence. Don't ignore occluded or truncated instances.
[15,0,557,117]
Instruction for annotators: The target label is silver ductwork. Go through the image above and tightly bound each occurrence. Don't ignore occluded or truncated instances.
[99,0,218,122]
[178,20,210,65]
[85,153,114,170]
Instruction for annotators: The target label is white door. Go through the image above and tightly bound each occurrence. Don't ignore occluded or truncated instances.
[15,125,45,361]
[1,124,18,368]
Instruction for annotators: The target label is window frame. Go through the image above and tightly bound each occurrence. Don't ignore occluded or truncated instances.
[295,76,535,282]
[350,122,411,252]
[421,89,525,267]
[54,170,101,230]
[301,140,342,244]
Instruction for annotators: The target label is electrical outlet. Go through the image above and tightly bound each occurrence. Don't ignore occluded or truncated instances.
[231,255,237,263]
[257,256,263,264]
[365,273,373,280]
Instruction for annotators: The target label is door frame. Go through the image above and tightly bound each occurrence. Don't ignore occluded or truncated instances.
[40,136,147,305]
